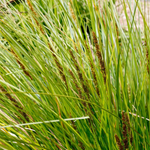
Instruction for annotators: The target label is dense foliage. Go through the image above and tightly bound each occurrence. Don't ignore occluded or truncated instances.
[0,0,150,149]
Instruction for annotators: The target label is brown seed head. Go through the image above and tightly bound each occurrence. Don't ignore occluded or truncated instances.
[69,50,89,100]
[11,49,33,80]
[85,41,99,96]
[92,31,106,83]
[0,85,29,122]
[69,69,82,98]
[122,111,128,149]
[115,134,124,150]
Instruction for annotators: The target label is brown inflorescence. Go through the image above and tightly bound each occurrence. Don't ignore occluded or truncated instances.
[69,49,89,99]
[122,111,128,149]
[85,41,99,96]
[146,49,149,74]
[92,31,106,83]
[11,49,33,80]
[27,0,45,35]
[115,134,124,150]
[115,111,133,150]
[27,0,68,88]
[124,112,133,145]
[144,38,150,74]
[69,69,82,98]
[48,43,68,88]
[0,85,29,122]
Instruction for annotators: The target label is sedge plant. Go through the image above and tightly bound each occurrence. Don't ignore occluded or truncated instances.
[0,0,150,149]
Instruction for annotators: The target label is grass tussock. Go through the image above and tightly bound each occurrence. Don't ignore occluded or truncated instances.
[0,0,150,149]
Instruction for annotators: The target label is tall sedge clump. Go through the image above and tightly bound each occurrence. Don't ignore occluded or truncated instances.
[0,85,29,122]
[92,31,106,83]
[115,111,133,150]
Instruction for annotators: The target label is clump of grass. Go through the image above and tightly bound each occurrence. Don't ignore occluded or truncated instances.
[0,0,150,149]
